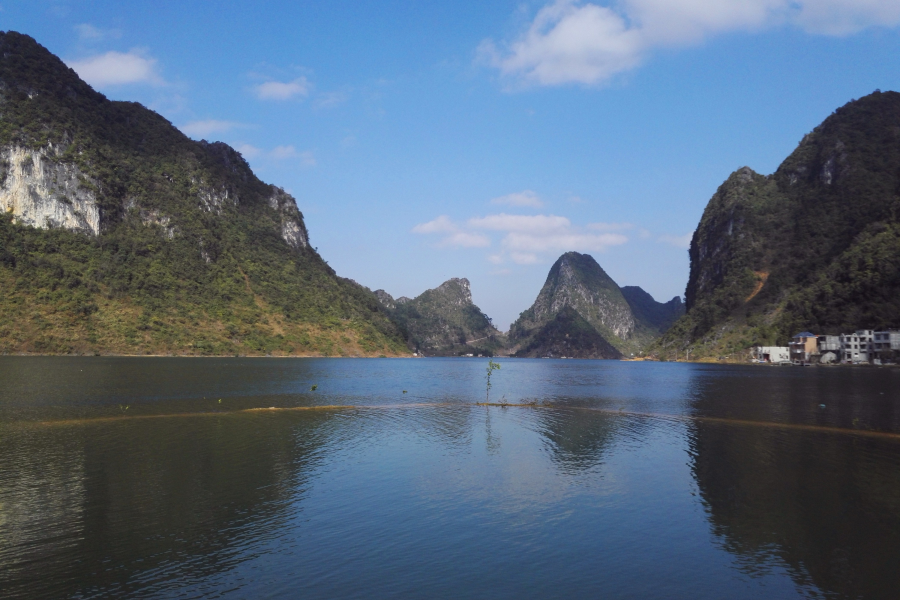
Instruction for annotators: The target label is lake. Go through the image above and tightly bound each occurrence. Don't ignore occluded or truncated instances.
[1,357,899,599]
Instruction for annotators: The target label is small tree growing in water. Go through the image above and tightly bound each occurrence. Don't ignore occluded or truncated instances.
[485,359,501,403]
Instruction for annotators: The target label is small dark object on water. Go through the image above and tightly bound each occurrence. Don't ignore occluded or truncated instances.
[311,385,318,391]
[403,390,407,394]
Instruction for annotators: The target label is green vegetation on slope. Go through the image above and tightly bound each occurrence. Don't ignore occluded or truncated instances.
[376,278,505,356]
[0,31,406,356]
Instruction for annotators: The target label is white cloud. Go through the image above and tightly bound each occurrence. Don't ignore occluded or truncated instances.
[490,190,543,208]
[657,232,694,248]
[68,50,163,87]
[179,120,246,138]
[415,211,632,258]
[412,215,457,234]
[254,78,311,100]
[469,213,571,234]
[412,216,491,248]
[270,145,298,159]
[482,0,900,86]
[74,24,122,41]
[235,143,261,158]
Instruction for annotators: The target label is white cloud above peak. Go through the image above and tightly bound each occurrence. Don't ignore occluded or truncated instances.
[414,211,628,263]
[254,77,311,100]
[481,0,900,86]
[68,50,163,87]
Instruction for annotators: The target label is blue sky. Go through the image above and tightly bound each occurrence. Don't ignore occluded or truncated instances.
[6,1,900,329]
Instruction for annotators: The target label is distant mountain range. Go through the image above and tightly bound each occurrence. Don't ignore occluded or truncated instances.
[656,90,900,359]
[372,253,683,358]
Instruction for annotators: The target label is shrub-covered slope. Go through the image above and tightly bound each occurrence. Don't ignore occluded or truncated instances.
[656,91,900,359]
[0,31,407,356]
[374,278,505,356]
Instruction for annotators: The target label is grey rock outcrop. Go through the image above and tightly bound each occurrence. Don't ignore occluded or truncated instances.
[0,144,99,235]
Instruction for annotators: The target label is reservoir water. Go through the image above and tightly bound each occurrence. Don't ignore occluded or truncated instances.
[1,357,899,599]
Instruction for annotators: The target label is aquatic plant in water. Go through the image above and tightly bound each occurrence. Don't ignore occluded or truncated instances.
[485,359,500,403]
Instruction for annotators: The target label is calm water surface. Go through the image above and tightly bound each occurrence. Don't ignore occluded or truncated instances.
[1,358,899,599]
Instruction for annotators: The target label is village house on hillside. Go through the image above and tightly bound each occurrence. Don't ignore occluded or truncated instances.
[790,332,818,364]
[754,329,900,365]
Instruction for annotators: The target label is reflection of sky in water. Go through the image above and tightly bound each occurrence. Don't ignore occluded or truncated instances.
[1,358,899,598]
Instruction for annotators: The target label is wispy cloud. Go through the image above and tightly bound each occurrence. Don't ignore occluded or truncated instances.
[315,91,349,108]
[490,190,543,208]
[412,216,492,248]
[481,0,900,87]
[180,120,248,138]
[414,212,628,262]
[68,50,163,87]
[267,146,317,166]
[74,23,122,41]
[235,143,262,158]
[254,78,311,100]
[658,232,693,248]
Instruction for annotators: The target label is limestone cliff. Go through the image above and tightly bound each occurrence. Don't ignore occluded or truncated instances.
[0,144,99,235]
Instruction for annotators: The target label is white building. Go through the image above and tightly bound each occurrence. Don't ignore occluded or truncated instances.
[873,330,900,362]
[840,330,873,363]
[753,346,790,363]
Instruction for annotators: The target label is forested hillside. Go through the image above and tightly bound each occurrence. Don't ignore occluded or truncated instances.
[0,31,407,356]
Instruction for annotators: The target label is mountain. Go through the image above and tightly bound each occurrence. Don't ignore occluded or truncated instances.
[620,286,685,336]
[0,31,407,356]
[657,90,900,359]
[508,251,680,357]
[374,278,505,356]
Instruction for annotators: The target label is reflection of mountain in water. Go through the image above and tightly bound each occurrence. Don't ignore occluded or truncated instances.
[0,411,336,599]
[536,409,622,474]
[689,420,900,598]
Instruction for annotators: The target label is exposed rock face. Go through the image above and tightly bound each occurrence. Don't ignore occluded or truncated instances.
[379,278,506,356]
[373,289,396,310]
[511,252,635,344]
[268,187,309,250]
[0,144,99,235]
